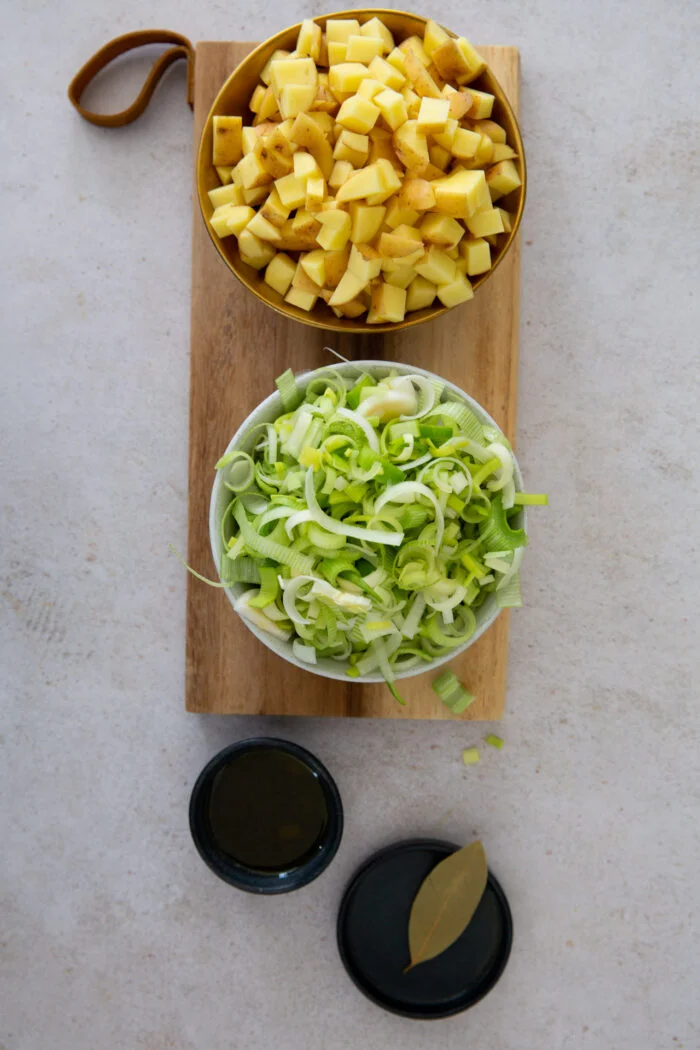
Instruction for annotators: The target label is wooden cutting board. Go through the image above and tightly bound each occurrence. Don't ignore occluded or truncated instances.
[186,41,521,719]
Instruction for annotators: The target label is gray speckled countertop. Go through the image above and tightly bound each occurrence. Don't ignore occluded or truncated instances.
[1,2,699,1048]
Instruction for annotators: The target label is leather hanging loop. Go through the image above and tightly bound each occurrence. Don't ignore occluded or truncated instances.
[68,29,194,128]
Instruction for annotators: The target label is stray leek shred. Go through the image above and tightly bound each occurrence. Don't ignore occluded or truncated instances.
[432,670,475,713]
[485,734,504,749]
[462,747,480,766]
[199,367,546,703]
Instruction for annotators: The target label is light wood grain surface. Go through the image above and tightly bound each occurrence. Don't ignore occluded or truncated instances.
[186,41,521,719]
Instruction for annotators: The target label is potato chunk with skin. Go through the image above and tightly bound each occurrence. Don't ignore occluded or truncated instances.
[406,274,437,310]
[378,231,424,258]
[333,129,369,167]
[289,112,334,179]
[323,247,350,288]
[455,38,487,83]
[397,178,435,211]
[416,97,450,133]
[431,39,471,84]
[264,252,296,296]
[246,211,282,242]
[260,187,290,227]
[336,96,380,134]
[237,151,273,190]
[403,50,442,98]
[393,121,429,171]
[255,127,294,178]
[212,116,243,166]
[466,87,495,118]
[367,282,406,323]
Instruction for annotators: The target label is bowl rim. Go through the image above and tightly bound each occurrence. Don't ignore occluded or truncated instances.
[209,360,525,683]
[196,9,527,334]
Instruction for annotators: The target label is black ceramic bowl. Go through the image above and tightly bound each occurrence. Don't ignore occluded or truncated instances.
[189,737,343,894]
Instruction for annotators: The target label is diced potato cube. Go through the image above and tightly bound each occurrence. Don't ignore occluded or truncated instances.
[294,151,322,181]
[467,88,495,119]
[252,85,278,125]
[474,119,507,144]
[238,229,276,269]
[323,247,350,288]
[357,78,384,100]
[336,95,380,134]
[461,237,492,275]
[275,173,308,209]
[260,187,290,228]
[491,143,518,163]
[276,219,319,251]
[246,211,282,242]
[264,252,296,296]
[383,264,416,289]
[385,198,420,229]
[249,85,266,113]
[329,160,354,188]
[468,133,495,167]
[466,208,505,237]
[403,50,442,98]
[378,231,424,258]
[326,18,361,43]
[445,245,460,260]
[208,183,243,208]
[350,203,386,243]
[414,245,458,284]
[279,84,317,120]
[260,49,290,86]
[210,203,253,238]
[423,19,449,56]
[367,282,406,323]
[496,207,513,232]
[329,270,368,306]
[345,35,384,64]
[455,38,487,83]
[370,157,402,196]
[306,111,335,136]
[347,243,382,283]
[316,209,352,250]
[328,63,369,99]
[304,175,325,210]
[300,249,326,286]
[451,127,481,160]
[327,41,347,65]
[367,55,405,90]
[374,88,408,131]
[255,127,294,178]
[392,223,423,242]
[433,168,489,218]
[368,130,401,168]
[399,35,431,67]
[335,162,385,202]
[242,185,269,206]
[335,297,367,318]
[486,159,522,201]
[416,97,450,133]
[436,272,474,307]
[311,75,339,113]
[236,151,273,190]
[429,143,451,171]
[443,86,473,120]
[419,213,465,248]
[397,178,436,211]
[212,116,243,166]
[296,19,322,61]
[386,47,407,75]
[360,17,394,53]
[215,165,233,184]
[285,286,318,311]
[432,117,458,149]
[270,57,317,93]
[290,112,334,179]
[333,129,369,167]
[406,274,437,311]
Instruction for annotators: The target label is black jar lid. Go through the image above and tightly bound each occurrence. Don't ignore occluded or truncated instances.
[337,838,512,1019]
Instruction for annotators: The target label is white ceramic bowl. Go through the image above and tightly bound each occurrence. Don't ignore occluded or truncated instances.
[210,361,525,683]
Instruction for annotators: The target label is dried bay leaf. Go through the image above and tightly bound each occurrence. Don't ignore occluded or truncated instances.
[405,841,488,972]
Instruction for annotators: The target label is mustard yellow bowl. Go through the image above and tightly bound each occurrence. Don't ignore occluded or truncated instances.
[197,10,526,333]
